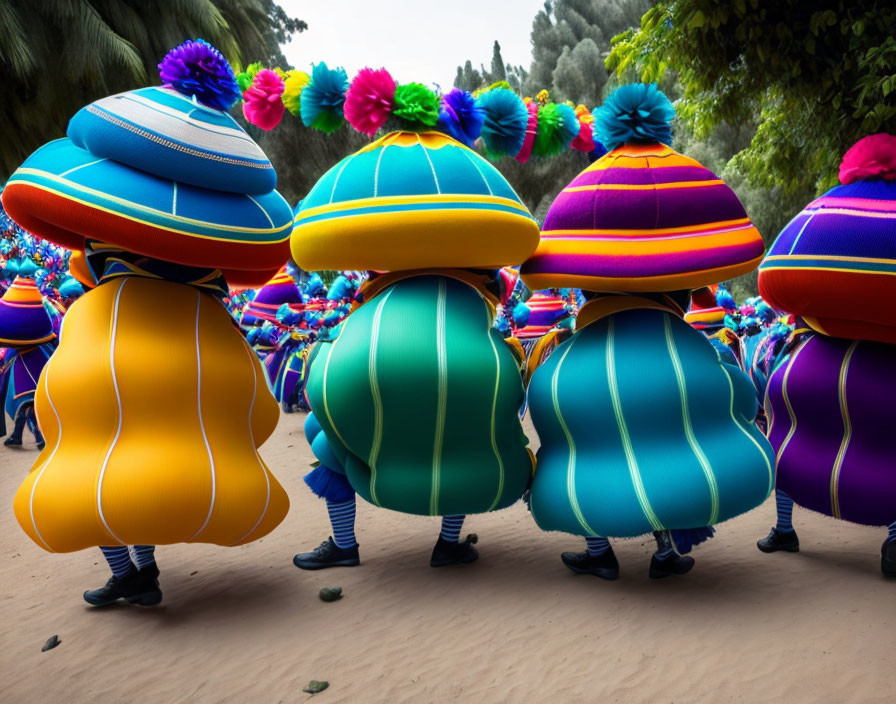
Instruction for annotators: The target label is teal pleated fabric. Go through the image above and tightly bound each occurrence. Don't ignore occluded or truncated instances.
[306,274,533,515]
[528,308,774,538]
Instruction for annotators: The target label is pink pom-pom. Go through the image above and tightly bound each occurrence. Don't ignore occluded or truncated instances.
[515,102,539,163]
[344,68,396,136]
[571,117,596,153]
[839,133,896,184]
[243,69,286,131]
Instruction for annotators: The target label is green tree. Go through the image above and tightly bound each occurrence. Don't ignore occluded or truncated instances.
[454,60,484,92]
[524,0,653,101]
[607,0,896,194]
[0,0,304,180]
[490,41,507,82]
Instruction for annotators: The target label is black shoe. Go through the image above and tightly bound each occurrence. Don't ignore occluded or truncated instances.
[83,567,163,607]
[293,537,360,570]
[882,540,896,578]
[649,552,695,579]
[757,527,800,553]
[430,535,479,568]
[4,436,22,447]
[561,547,619,580]
[139,562,160,584]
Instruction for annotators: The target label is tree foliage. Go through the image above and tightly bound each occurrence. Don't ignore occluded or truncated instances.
[608,0,896,194]
[524,0,653,104]
[454,42,528,94]
[0,0,304,180]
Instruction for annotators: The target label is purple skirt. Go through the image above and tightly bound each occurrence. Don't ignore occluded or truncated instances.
[765,335,896,526]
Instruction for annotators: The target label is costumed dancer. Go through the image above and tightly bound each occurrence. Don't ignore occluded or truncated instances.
[520,84,775,580]
[290,124,539,569]
[2,40,292,605]
[757,133,896,577]
[0,278,56,449]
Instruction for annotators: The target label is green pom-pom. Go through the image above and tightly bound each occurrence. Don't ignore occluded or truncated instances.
[235,61,263,93]
[532,103,579,157]
[392,83,440,129]
[311,110,346,134]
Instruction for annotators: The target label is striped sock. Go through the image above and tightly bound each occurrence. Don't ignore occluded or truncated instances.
[100,546,134,578]
[654,531,675,559]
[327,498,357,549]
[887,522,896,545]
[585,537,610,558]
[439,515,466,543]
[129,545,156,571]
[775,490,795,533]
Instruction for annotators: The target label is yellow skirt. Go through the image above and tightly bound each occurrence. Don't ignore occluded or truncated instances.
[14,277,289,552]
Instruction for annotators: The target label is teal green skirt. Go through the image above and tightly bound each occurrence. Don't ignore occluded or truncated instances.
[528,308,774,538]
[306,275,533,515]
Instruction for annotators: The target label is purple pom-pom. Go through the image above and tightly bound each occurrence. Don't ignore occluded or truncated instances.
[158,39,241,111]
[438,89,484,147]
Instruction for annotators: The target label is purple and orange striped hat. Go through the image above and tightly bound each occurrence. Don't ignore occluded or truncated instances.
[0,277,55,346]
[521,84,764,293]
[759,133,896,345]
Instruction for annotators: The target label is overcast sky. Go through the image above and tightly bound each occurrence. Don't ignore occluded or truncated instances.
[277,0,546,88]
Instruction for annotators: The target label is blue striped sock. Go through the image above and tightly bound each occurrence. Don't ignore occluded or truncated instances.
[100,546,134,578]
[439,515,466,543]
[327,498,357,549]
[129,545,156,571]
[775,490,795,533]
[887,522,896,544]
[585,537,610,558]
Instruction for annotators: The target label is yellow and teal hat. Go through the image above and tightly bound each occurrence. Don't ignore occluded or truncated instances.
[291,131,540,272]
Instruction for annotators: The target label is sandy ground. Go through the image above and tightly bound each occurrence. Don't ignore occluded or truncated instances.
[1,411,893,704]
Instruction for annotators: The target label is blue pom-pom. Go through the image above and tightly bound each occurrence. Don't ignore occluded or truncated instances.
[438,88,485,147]
[594,83,674,152]
[476,88,528,157]
[300,62,350,133]
[158,39,241,111]
[715,286,737,311]
[557,103,581,143]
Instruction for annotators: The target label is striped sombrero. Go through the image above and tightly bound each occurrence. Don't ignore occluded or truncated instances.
[521,143,765,291]
[241,265,301,325]
[684,285,726,330]
[67,86,276,194]
[516,292,569,339]
[1,44,292,286]
[3,139,292,281]
[291,131,540,271]
[759,134,896,344]
[0,277,55,345]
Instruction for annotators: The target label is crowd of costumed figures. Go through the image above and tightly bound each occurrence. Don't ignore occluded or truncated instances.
[0,40,893,608]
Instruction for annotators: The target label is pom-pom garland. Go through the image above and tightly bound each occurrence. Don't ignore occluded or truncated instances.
[300,62,350,134]
[392,82,441,128]
[242,69,286,131]
[515,101,539,163]
[235,62,264,93]
[478,87,529,158]
[158,39,241,111]
[839,133,896,185]
[532,103,579,157]
[570,104,596,153]
[438,89,484,148]
[199,44,671,164]
[594,83,675,152]
[344,68,396,136]
[281,70,310,116]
